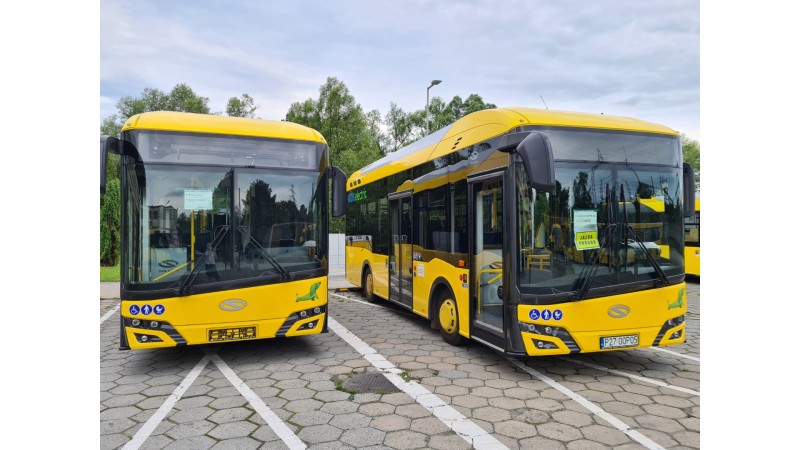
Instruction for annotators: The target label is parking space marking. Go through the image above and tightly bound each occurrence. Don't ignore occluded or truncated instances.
[211,354,306,450]
[329,291,415,317]
[648,346,701,362]
[100,304,120,325]
[122,355,210,450]
[328,317,508,450]
[560,357,700,396]
[507,358,666,450]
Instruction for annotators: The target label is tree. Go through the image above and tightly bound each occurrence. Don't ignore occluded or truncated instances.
[100,179,121,266]
[226,93,259,118]
[285,77,383,177]
[681,133,700,188]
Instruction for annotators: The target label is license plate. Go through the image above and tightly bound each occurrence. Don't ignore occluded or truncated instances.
[208,326,257,342]
[600,334,639,349]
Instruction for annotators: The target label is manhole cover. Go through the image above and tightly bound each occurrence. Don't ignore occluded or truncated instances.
[341,372,399,394]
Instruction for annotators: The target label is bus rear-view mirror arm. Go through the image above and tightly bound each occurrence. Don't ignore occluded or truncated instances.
[683,163,696,217]
[100,135,120,195]
[498,131,556,192]
[330,166,347,217]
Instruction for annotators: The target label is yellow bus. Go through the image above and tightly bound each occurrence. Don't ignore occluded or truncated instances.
[101,111,347,350]
[345,107,696,356]
[684,196,700,276]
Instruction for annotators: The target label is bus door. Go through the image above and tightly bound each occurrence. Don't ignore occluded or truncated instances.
[388,191,413,309]
[469,174,506,349]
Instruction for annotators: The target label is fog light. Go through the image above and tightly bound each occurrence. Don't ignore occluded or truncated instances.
[537,341,544,348]
[670,330,682,339]
[300,311,307,318]
[141,335,148,342]
[150,321,159,328]
[132,319,140,327]
[307,322,315,329]
[314,307,321,314]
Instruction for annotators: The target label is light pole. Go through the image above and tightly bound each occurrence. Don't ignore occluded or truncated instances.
[426,79,442,135]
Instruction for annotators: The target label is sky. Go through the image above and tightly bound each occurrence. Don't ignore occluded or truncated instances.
[100,0,700,141]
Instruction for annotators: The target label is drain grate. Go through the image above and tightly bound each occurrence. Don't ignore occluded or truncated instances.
[341,372,399,394]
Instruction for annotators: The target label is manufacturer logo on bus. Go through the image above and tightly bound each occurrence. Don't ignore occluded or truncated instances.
[607,305,631,318]
[219,299,247,311]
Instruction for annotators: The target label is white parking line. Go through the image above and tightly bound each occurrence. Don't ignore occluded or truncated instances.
[560,357,700,396]
[648,346,701,362]
[211,354,306,450]
[100,304,120,325]
[507,358,666,450]
[327,317,508,450]
[122,355,210,450]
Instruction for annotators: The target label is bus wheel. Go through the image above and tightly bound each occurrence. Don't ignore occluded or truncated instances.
[363,268,376,303]
[437,294,465,346]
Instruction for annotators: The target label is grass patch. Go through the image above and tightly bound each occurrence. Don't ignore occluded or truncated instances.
[100,264,120,282]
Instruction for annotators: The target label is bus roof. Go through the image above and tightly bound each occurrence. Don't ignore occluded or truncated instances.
[348,106,677,188]
[121,111,327,144]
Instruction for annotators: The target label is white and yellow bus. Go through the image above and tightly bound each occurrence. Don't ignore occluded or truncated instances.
[101,111,347,350]
[345,107,696,356]
[684,196,700,277]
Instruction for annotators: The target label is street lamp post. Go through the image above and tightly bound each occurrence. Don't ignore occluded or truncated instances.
[426,79,442,135]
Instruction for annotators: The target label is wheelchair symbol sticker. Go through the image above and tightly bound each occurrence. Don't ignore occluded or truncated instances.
[529,309,540,320]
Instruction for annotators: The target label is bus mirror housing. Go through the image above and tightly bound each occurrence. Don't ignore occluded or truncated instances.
[100,135,120,195]
[330,166,347,217]
[683,163,696,217]
[501,132,556,192]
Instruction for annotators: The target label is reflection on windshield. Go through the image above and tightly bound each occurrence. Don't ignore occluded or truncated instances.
[516,159,684,299]
[124,164,325,290]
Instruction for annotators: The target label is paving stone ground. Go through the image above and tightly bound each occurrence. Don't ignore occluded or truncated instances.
[100,280,700,449]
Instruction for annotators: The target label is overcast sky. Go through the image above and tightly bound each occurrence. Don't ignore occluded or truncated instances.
[101,0,700,140]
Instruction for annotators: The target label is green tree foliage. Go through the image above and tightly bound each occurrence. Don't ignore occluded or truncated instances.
[681,133,700,187]
[382,93,497,152]
[226,93,259,118]
[100,179,121,266]
[285,77,383,177]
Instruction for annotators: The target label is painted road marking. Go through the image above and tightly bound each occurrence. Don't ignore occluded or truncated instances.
[327,314,508,450]
[560,357,700,396]
[122,355,210,450]
[211,354,306,450]
[507,358,666,450]
[100,304,120,325]
[648,346,701,362]
[329,291,415,316]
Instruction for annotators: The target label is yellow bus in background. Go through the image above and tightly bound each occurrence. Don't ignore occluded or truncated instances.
[684,197,700,276]
[101,111,347,350]
[345,107,696,356]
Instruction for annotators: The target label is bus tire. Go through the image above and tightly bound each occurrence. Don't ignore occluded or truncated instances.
[437,292,465,346]
[363,267,377,303]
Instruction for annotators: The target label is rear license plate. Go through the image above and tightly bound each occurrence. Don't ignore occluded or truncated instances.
[208,326,257,342]
[600,334,639,349]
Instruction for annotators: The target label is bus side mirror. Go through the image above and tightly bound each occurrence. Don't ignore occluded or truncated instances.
[683,163,696,217]
[100,135,119,195]
[330,166,347,217]
[503,131,555,192]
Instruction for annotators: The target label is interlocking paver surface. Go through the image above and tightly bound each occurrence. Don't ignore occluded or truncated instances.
[100,280,700,448]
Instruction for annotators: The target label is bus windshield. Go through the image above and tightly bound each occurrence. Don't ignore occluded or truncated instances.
[515,133,684,300]
[123,155,326,292]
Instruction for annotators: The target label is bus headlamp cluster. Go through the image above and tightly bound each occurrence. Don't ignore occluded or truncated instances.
[666,315,685,328]
[521,322,560,337]
[126,318,163,330]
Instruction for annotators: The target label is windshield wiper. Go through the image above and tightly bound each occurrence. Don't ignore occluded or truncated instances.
[238,226,293,281]
[571,185,616,301]
[620,185,669,285]
[178,225,230,295]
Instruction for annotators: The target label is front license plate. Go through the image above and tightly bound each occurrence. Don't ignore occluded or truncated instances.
[600,334,639,349]
[208,326,257,342]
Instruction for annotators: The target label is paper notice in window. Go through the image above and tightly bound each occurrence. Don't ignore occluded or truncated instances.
[573,209,600,250]
[184,189,213,210]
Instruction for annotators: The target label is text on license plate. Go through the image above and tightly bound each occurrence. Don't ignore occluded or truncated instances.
[600,334,639,349]
[209,326,257,342]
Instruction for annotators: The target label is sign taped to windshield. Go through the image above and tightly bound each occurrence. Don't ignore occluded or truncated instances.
[573,209,599,250]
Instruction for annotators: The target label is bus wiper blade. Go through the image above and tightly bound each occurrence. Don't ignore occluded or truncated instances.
[237,226,293,280]
[619,184,668,285]
[571,224,615,301]
[623,224,669,284]
[178,225,230,296]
